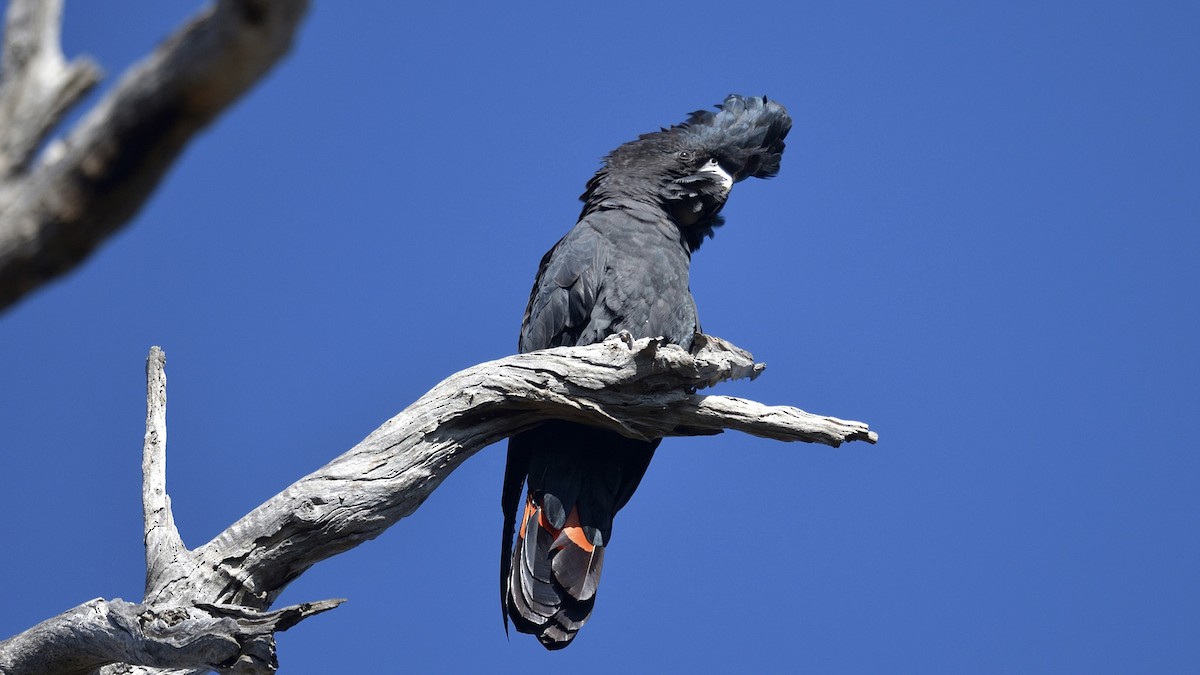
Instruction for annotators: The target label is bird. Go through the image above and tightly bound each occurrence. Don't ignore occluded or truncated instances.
[501,94,792,649]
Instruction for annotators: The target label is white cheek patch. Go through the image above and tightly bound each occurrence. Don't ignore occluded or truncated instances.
[701,158,734,192]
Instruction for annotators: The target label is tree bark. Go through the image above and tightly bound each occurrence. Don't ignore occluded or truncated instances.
[0,0,309,314]
[0,598,341,675]
[0,333,876,674]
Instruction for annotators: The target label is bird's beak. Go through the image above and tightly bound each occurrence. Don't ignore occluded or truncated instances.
[700,158,734,192]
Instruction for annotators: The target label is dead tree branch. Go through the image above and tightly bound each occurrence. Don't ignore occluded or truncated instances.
[143,346,190,597]
[0,597,342,675]
[0,0,309,313]
[0,333,875,674]
[178,333,876,611]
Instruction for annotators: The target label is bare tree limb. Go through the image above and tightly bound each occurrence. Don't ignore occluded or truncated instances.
[0,0,102,176]
[0,0,310,313]
[160,332,877,612]
[0,597,343,675]
[675,394,880,444]
[143,346,190,597]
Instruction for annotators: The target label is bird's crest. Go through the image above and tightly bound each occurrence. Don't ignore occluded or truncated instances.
[580,94,792,216]
[675,94,792,181]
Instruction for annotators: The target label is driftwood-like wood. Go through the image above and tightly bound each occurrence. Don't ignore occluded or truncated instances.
[0,0,309,313]
[143,346,190,597]
[0,597,342,675]
[179,333,876,612]
[0,0,101,176]
[0,333,876,674]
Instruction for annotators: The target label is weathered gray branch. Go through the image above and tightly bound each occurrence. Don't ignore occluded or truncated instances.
[0,333,876,674]
[143,346,190,597]
[0,0,309,313]
[0,0,102,176]
[0,597,342,675]
[158,332,876,614]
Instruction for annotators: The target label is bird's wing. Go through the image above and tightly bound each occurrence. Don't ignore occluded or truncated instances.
[519,221,609,353]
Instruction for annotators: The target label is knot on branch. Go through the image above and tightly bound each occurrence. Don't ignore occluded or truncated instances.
[688,332,766,386]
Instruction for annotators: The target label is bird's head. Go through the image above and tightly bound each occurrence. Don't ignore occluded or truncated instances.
[581,95,791,248]
[678,94,791,182]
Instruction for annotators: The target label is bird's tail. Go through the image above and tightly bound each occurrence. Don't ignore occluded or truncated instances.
[505,493,606,649]
[501,422,656,649]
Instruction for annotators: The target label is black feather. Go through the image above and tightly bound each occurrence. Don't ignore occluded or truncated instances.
[551,534,604,601]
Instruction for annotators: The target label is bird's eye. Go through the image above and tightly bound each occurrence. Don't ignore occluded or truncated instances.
[677,150,692,160]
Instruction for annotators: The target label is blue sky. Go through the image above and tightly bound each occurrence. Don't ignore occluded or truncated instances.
[1,1,1197,672]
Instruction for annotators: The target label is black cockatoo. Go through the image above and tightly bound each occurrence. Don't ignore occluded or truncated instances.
[501,94,792,649]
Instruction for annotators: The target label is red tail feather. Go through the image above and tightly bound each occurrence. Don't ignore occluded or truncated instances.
[506,495,604,649]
